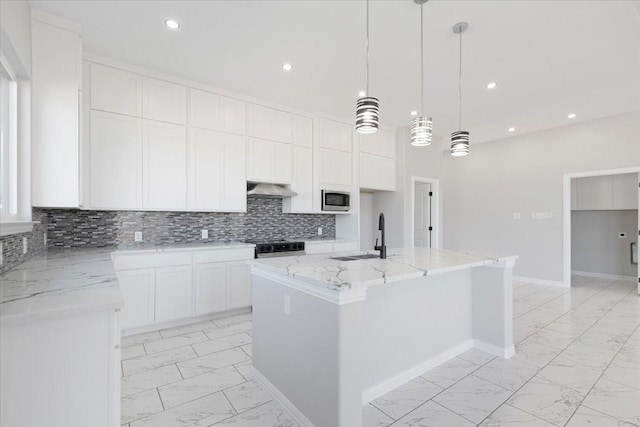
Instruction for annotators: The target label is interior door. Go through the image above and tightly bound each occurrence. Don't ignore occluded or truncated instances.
[414,183,432,248]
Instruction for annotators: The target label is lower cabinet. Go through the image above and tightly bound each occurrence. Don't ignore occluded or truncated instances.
[195,263,227,315]
[227,261,252,308]
[155,265,193,322]
[118,268,155,330]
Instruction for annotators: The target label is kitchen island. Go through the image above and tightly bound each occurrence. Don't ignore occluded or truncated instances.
[250,247,518,427]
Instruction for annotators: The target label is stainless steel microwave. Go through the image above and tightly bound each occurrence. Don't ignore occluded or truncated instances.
[321,190,350,211]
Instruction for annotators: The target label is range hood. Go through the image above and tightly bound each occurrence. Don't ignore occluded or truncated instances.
[247,183,297,198]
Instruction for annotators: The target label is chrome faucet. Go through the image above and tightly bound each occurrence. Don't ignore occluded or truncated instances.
[374,212,387,259]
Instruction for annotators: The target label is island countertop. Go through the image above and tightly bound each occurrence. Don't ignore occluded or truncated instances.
[251,246,518,292]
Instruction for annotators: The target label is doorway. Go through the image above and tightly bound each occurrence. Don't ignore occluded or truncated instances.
[410,176,440,248]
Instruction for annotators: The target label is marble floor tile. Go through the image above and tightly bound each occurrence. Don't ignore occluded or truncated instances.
[158,365,245,409]
[480,403,555,426]
[177,347,250,379]
[457,348,496,367]
[122,331,162,347]
[144,331,209,354]
[542,318,591,338]
[537,359,603,394]
[130,391,236,427]
[241,343,252,358]
[557,341,619,370]
[371,376,442,420]
[512,337,563,368]
[513,318,546,343]
[214,400,297,426]
[192,332,252,356]
[433,375,512,424]
[213,312,252,327]
[222,380,272,413]
[392,400,475,427]
[122,364,183,397]
[420,357,480,389]
[581,378,640,425]
[121,388,164,424]
[122,345,198,376]
[203,320,253,340]
[507,375,584,426]
[158,320,216,339]
[473,358,539,392]
[566,405,637,427]
[233,360,253,381]
[363,403,393,427]
[610,341,640,369]
[122,344,146,361]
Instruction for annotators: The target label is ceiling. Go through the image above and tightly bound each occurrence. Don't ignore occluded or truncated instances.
[30,0,640,146]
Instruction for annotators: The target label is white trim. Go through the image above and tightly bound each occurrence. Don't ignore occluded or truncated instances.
[252,367,315,427]
[572,270,636,281]
[362,340,473,404]
[409,176,440,249]
[31,9,82,33]
[474,339,515,359]
[513,275,567,287]
[251,266,368,305]
[0,221,37,236]
[563,167,640,288]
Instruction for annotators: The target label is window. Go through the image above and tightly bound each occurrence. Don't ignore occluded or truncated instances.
[0,58,18,221]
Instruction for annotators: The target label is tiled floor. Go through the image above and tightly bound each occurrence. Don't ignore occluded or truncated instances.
[121,275,640,426]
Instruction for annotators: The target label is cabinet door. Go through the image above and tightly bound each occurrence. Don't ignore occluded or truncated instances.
[272,142,293,184]
[248,104,291,143]
[227,261,252,309]
[316,118,352,152]
[576,175,613,210]
[155,265,193,322]
[292,115,313,147]
[142,78,187,125]
[320,148,352,186]
[223,136,247,211]
[304,242,334,254]
[31,19,81,208]
[117,269,155,329]
[190,89,246,135]
[360,153,396,191]
[359,128,395,158]
[188,128,224,210]
[143,121,187,209]
[286,146,313,212]
[90,64,142,116]
[612,173,639,210]
[247,138,274,182]
[90,111,143,208]
[195,263,227,315]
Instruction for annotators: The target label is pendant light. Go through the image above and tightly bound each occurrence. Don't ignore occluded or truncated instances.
[451,22,470,157]
[411,0,433,146]
[356,0,379,134]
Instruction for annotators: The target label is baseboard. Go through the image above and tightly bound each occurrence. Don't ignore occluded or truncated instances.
[361,340,474,405]
[252,366,315,427]
[571,271,636,281]
[513,275,567,288]
[474,339,515,359]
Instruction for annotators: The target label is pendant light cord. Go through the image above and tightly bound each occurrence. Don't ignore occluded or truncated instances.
[420,2,424,115]
[366,0,370,95]
[458,29,463,131]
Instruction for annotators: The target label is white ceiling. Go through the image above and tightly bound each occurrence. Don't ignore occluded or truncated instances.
[30,0,640,145]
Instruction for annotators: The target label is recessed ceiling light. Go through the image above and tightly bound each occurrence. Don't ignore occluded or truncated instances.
[282,63,293,71]
[358,91,366,97]
[508,127,515,132]
[165,19,180,30]
[486,82,497,89]
[567,113,576,119]
[410,110,418,116]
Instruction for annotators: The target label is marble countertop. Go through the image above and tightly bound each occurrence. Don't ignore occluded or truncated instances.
[0,248,122,323]
[113,240,254,254]
[251,246,518,292]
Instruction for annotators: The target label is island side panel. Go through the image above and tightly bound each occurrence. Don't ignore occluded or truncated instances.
[251,272,364,427]
[471,262,515,358]
[361,269,474,398]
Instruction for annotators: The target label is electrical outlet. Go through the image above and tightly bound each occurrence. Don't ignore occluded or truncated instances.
[134,231,143,242]
[284,295,291,316]
[318,227,323,236]
[23,237,28,254]
[201,229,209,239]
[0,242,3,265]
[43,233,47,246]
[619,232,627,238]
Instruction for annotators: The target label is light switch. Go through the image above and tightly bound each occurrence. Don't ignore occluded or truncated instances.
[134,231,143,242]
[201,229,209,239]
[318,227,323,236]
[23,237,28,254]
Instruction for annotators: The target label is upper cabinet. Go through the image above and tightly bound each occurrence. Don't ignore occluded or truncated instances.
[246,138,292,184]
[90,64,142,117]
[359,128,396,158]
[572,173,639,211]
[283,115,314,213]
[248,104,292,143]
[142,78,187,125]
[190,89,246,135]
[292,115,313,148]
[358,128,396,192]
[31,14,82,208]
[316,118,352,152]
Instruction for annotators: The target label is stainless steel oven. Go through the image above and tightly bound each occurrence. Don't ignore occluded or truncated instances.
[321,190,350,212]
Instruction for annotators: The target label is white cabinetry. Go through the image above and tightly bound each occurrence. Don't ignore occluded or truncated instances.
[283,146,313,213]
[304,240,360,254]
[248,104,292,143]
[572,173,639,211]
[320,149,352,187]
[359,129,396,191]
[118,268,155,329]
[190,89,246,135]
[315,118,353,189]
[227,261,252,308]
[90,64,142,116]
[155,265,193,322]
[143,121,187,209]
[317,117,352,152]
[143,78,187,125]
[90,111,142,209]
[31,15,82,208]
[247,138,292,184]
[195,263,227,315]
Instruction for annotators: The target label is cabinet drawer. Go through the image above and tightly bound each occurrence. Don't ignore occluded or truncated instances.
[304,242,334,254]
[333,241,359,252]
[113,251,192,270]
[195,248,255,264]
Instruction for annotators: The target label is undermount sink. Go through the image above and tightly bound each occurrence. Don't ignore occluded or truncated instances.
[331,254,380,261]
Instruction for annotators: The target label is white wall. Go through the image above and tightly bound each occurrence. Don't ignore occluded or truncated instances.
[572,210,638,277]
[442,111,640,282]
[359,191,374,251]
[0,0,31,78]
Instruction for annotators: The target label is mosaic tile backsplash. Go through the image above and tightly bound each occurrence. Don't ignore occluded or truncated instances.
[39,198,335,248]
[0,210,48,275]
